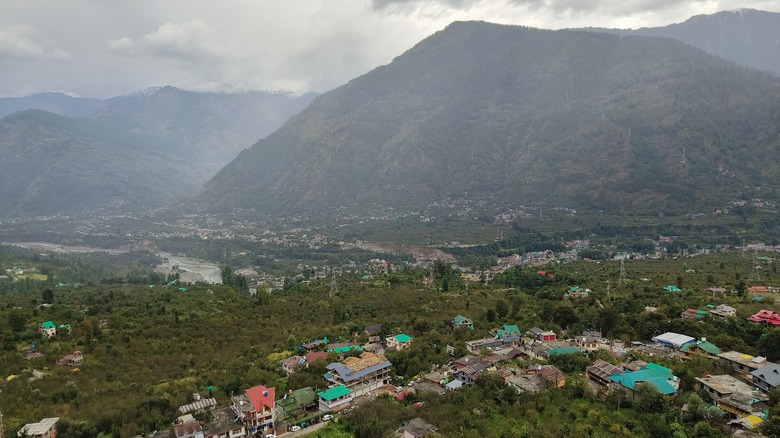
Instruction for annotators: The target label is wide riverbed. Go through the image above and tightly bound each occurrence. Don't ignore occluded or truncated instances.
[4,241,222,284]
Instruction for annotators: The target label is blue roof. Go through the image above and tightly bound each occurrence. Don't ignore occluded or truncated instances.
[609,363,678,395]
[326,360,392,383]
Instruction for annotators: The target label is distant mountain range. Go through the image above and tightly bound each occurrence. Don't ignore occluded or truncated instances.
[199,21,780,215]
[3,10,780,218]
[585,8,780,77]
[0,87,316,215]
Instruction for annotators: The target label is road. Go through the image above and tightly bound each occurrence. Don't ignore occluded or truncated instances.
[283,421,328,437]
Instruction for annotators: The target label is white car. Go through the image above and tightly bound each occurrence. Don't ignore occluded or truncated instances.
[322,414,333,421]
[290,426,301,432]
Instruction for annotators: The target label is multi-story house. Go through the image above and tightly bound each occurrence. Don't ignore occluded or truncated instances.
[716,351,769,379]
[230,385,275,436]
[324,352,392,396]
[317,385,354,412]
[695,374,769,419]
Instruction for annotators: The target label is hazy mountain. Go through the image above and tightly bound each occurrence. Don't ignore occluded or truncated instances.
[0,87,316,216]
[0,91,104,119]
[94,86,318,166]
[1,86,317,169]
[587,9,780,76]
[0,110,206,215]
[199,22,780,215]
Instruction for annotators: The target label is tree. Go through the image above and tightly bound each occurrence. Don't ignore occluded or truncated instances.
[736,280,746,300]
[486,309,496,323]
[495,300,509,319]
[8,310,26,332]
[42,288,54,304]
[634,383,666,414]
[758,328,780,362]
[549,303,579,328]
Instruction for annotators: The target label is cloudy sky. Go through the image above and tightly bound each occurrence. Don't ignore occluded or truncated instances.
[2,0,779,98]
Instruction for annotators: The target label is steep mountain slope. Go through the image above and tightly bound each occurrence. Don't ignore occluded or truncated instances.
[587,9,780,76]
[94,87,318,165]
[0,87,317,216]
[199,22,780,215]
[0,110,204,215]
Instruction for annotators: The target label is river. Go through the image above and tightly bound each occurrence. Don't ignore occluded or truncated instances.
[3,241,223,284]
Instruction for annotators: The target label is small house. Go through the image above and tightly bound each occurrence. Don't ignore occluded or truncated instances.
[386,333,413,350]
[17,417,59,438]
[527,327,556,342]
[750,363,780,393]
[710,304,736,319]
[403,417,438,438]
[39,321,56,338]
[452,314,474,330]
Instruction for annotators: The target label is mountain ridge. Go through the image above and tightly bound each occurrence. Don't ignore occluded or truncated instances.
[0,87,317,216]
[584,8,780,76]
[198,21,780,215]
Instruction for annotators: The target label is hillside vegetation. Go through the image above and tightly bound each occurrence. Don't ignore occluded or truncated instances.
[200,22,780,216]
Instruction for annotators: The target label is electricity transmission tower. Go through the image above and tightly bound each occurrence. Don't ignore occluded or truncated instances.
[619,258,627,283]
[329,268,338,297]
[749,249,762,282]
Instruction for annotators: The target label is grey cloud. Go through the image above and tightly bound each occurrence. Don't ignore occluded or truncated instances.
[0,26,71,61]
[108,20,237,64]
[371,0,480,11]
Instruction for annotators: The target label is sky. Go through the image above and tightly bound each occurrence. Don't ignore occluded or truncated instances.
[2,0,779,98]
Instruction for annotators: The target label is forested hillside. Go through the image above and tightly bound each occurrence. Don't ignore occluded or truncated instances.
[200,22,780,216]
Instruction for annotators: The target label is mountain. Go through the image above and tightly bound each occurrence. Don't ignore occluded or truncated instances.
[2,87,317,171]
[0,91,104,119]
[586,9,780,76]
[0,110,205,215]
[199,22,780,215]
[94,86,318,166]
[0,87,317,216]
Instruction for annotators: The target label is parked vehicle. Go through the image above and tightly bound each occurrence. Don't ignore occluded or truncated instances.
[323,414,333,421]
[290,425,301,432]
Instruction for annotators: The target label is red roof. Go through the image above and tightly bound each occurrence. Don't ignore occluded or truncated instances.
[245,385,275,412]
[748,309,780,325]
[305,351,329,363]
[748,286,769,293]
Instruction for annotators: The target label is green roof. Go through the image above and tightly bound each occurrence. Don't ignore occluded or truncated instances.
[329,345,362,354]
[394,334,413,343]
[40,321,55,329]
[317,385,352,401]
[546,347,581,356]
[453,315,472,325]
[277,386,316,410]
[680,340,721,355]
[664,285,682,292]
[609,363,678,395]
[495,324,521,337]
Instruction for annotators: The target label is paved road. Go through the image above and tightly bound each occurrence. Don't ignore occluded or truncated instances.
[282,421,328,437]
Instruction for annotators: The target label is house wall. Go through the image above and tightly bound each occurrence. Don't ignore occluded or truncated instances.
[318,394,353,412]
